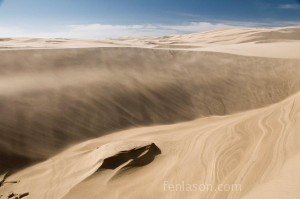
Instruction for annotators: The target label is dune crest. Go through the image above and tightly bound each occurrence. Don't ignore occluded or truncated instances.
[0,141,160,198]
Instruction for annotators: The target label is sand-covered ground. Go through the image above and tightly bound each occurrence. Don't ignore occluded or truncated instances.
[0,26,300,199]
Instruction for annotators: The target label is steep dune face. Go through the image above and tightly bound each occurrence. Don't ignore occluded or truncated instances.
[0,48,300,172]
[1,91,300,199]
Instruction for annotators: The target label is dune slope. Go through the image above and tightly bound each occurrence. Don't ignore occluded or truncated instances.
[0,48,300,172]
[1,90,300,199]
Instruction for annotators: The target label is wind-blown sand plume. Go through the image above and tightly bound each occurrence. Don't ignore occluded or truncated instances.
[0,48,300,172]
[0,26,300,198]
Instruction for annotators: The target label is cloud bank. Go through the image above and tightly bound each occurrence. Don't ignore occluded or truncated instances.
[0,22,233,39]
[278,4,300,10]
[0,20,299,39]
[64,22,233,38]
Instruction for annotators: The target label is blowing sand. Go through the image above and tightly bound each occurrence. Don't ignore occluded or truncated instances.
[0,26,300,199]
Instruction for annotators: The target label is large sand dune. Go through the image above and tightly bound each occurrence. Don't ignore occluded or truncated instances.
[0,26,300,198]
[1,90,300,199]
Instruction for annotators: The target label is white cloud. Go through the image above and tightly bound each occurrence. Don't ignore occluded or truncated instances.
[160,22,232,32]
[278,4,300,10]
[0,26,27,37]
[0,22,234,39]
[0,21,299,39]
[60,22,233,38]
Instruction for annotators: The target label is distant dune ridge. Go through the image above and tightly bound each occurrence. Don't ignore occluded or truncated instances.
[0,26,300,198]
[1,26,300,58]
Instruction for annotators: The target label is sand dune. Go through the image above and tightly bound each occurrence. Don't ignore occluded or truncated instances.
[1,89,300,199]
[1,48,300,172]
[1,26,300,58]
[0,26,300,198]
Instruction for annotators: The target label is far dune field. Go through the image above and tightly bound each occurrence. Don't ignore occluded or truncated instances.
[0,26,300,199]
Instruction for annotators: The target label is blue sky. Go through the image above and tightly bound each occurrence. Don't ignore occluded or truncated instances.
[0,0,300,38]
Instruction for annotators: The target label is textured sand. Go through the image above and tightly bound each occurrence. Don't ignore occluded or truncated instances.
[0,26,300,199]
